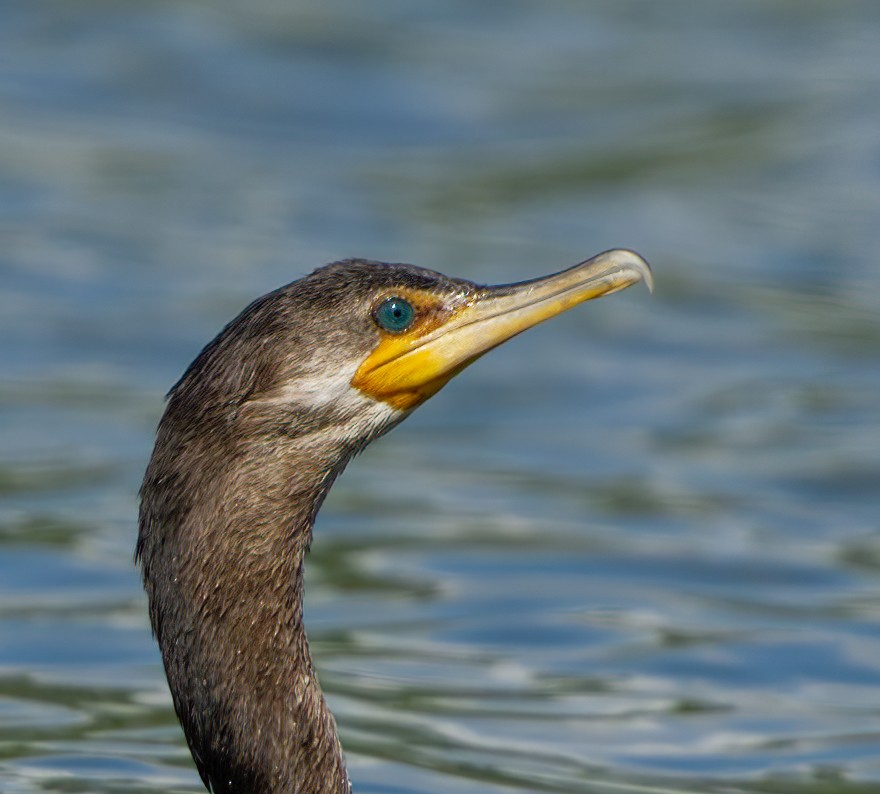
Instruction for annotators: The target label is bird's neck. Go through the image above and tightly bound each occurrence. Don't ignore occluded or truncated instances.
[140,425,355,794]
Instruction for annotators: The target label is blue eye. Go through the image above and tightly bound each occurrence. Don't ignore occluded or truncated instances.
[374,297,416,333]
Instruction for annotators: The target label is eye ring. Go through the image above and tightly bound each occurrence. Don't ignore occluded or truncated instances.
[374,296,416,334]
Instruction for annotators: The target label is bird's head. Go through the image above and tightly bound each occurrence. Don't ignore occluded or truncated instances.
[163,250,651,460]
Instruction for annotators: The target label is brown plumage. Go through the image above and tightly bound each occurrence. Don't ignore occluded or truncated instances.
[137,253,651,793]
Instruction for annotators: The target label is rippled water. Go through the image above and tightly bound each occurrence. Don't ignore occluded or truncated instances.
[2,2,880,793]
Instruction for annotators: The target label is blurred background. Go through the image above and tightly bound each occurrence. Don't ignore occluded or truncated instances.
[1,2,879,793]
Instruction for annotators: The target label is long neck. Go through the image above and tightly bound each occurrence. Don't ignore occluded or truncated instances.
[138,412,354,794]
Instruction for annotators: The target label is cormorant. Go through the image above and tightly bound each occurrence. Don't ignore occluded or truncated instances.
[137,249,652,794]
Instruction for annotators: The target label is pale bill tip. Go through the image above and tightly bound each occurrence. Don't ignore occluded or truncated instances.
[600,248,654,294]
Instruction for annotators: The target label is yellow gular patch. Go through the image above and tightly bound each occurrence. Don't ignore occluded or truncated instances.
[351,290,464,411]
